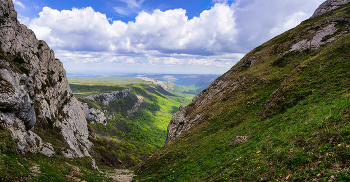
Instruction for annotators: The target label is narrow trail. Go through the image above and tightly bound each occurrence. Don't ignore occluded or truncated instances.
[65,162,86,182]
[107,169,135,182]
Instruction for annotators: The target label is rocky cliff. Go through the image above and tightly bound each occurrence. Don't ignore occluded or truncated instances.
[0,0,92,159]
[81,89,130,106]
[80,89,130,125]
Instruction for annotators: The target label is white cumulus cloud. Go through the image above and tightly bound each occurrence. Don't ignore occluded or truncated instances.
[30,7,127,51]
[27,0,326,74]
[29,4,237,57]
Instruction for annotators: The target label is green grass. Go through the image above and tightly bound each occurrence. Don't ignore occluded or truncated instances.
[135,3,350,181]
[0,124,113,181]
[0,124,31,181]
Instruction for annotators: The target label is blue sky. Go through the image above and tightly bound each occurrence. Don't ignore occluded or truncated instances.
[13,0,324,74]
[17,0,230,23]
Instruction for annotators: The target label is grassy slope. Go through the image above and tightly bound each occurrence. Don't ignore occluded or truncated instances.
[0,124,113,181]
[136,4,350,181]
[69,77,194,168]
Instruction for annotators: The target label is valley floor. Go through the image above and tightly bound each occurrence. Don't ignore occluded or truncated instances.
[107,169,135,182]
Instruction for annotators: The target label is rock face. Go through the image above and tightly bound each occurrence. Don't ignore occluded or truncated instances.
[311,0,350,19]
[228,136,249,146]
[165,106,187,144]
[290,23,338,51]
[79,89,130,126]
[82,103,107,125]
[81,89,130,106]
[137,77,175,91]
[0,113,55,157]
[0,0,91,158]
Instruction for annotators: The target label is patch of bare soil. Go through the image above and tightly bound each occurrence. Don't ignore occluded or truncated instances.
[65,162,86,182]
[107,169,135,182]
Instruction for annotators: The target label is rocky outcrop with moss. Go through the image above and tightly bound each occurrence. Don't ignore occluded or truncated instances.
[311,0,350,18]
[81,89,130,106]
[81,103,107,125]
[0,0,92,159]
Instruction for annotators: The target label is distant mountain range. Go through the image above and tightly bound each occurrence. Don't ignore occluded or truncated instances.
[68,73,220,95]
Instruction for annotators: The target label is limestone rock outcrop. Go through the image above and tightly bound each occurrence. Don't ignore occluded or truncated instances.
[228,136,249,146]
[81,89,130,106]
[165,105,187,144]
[0,113,55,157]
[82,103,107,125]
[0,0,92,158]
[137,77,175,91]
[290,24,338,51]
[311,0,350,19]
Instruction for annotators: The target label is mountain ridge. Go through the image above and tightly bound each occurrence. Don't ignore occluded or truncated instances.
[135,0,350,180]
[68,76,193,169]
[165,0,350,146]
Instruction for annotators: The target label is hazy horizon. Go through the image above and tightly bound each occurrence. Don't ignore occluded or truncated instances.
[66,71,221,78]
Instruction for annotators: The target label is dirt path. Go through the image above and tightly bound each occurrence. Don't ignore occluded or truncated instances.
[65,162,86,182]
[29,163,41,177]
[107,169,135,182]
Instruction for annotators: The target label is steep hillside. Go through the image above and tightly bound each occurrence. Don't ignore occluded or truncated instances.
[69,77,192,168]
[136,1,350,181]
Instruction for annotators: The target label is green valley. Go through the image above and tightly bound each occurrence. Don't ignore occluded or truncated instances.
[3,0,350,181]
[68,77,194,168]
[135,2,350,181]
